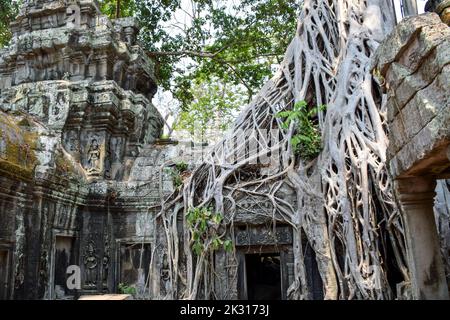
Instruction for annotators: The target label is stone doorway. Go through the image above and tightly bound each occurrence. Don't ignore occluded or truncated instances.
[53,236,76,299]
[245,253,282,300]
[0,249,10,300]
[117,242,152,292]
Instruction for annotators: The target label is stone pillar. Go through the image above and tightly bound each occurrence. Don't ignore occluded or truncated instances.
[97,54,108,80]
[395,177,449,299]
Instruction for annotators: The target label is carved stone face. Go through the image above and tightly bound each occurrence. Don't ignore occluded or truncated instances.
[57,92,65,104]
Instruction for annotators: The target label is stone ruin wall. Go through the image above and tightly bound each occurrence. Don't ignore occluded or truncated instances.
[0,0,175,299]
[0,0,448,300]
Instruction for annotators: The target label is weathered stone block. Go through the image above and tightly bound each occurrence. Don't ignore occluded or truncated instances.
[392,108,450,177]
[385,62,412,91]
[372,13,443,74]
[388,115,408,156]
[382,13,450,178]
[400,97,425,140]
[398,22,450,72]
[415,70,450,126]
[418,38,450,84]
[395,73,428,109]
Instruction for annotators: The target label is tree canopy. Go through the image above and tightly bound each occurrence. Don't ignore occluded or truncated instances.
[122,0,300,137]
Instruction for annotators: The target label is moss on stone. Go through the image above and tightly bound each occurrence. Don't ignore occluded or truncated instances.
[54,150,78,178]
[0,111,38,181]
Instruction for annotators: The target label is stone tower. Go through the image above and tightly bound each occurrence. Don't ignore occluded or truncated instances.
[0,0,171,300]
[0,0,163,181]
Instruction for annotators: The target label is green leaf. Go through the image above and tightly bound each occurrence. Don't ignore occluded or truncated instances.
[200,219,207,233]
[223,240,233,252]
[212,237,223,250]
[192,241,204,256]
[212,213,223,225]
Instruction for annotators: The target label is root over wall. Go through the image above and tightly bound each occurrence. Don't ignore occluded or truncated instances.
[156,0,448,300]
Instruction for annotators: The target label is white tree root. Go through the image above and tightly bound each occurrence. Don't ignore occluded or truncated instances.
[156,0,412,300]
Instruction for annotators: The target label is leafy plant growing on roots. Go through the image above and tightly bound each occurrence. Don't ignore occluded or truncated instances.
[277,101,326,159]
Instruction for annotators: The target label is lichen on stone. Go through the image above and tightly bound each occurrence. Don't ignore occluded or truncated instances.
[0,111,38,180]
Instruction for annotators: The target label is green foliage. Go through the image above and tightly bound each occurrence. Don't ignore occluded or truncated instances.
[277,101,326,160]
[175,161,188,172]
[166,161,188,189]
[136,0,301,134]
[98,0,136,19]
[174,78,244,140]
[0,0,21,48]
[223,239,233,252]
[186,207,233,256]
[118,283,137,295]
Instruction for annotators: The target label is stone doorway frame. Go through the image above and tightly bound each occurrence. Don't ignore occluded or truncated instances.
[48,230,79,300]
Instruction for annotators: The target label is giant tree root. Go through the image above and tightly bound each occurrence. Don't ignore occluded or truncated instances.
[156,0,411,300]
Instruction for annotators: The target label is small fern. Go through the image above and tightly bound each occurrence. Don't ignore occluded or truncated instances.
[118,283,136,295]
[277,101,326,160]
[166,161,189,189]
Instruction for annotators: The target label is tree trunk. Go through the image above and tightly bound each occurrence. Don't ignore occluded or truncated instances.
[157,0,412,300]
[116,0,121,19]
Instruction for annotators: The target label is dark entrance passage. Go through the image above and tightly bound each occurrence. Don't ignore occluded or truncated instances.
[0,250,9,300]
[245,253,282,300]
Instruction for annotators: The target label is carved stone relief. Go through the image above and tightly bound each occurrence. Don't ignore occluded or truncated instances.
[85,135,102,176]
[102,235,111,288]
[83,239,98,288]
[66,4,81,28]
[235,225,293,247]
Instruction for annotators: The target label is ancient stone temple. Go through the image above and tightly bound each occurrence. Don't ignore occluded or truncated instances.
[0,0,312,301]
[0,0,449,301]
[0,0,169,299]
